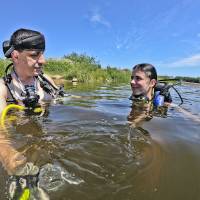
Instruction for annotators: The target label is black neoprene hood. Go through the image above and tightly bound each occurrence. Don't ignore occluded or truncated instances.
[3,34,45,58]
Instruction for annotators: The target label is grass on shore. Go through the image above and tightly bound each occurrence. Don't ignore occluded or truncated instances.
[1,53,200,84]
[0,53,131,83]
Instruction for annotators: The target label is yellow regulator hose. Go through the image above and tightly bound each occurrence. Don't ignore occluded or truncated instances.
[19,188,30,200]
[0,104,25,128]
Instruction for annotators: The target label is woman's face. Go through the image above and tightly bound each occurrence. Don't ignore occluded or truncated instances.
[130,69,156,98]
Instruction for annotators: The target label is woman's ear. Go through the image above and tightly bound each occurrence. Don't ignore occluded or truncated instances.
[150,79,157,88]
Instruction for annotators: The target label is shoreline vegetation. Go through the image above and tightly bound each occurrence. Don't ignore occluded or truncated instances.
[1,53,200,84]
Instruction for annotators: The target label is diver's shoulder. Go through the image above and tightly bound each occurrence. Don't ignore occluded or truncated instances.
[41,73,58,88]
[0,78,6,86]
[0,78,8,97]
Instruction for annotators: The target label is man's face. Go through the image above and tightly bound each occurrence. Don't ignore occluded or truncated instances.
[130,69,155,97]
[15,50,46,77]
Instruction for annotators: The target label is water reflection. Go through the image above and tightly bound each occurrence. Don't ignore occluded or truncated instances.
[125,101,170,199]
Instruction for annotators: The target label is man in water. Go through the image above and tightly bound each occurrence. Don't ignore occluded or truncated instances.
[0,28,62,199]
[0,28,62,114]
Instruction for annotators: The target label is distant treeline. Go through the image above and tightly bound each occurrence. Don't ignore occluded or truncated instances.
[0,53,130,83]
[0,53,200,83]
[159,75,200,83]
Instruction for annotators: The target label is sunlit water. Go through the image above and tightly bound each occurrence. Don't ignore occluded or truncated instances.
[0,83,200,200]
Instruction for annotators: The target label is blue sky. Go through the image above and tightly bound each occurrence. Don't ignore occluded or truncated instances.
[0,0,200,77]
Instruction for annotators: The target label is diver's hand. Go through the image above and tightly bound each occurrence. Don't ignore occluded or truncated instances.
[1,150,27,175]
[15,162,39,176]
[8,162,49,200]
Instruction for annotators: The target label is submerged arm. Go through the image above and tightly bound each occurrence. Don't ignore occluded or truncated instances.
[0,81,26,174]
[0,130,26,175]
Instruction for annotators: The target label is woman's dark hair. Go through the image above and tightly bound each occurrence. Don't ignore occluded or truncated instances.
[132,63,157,81]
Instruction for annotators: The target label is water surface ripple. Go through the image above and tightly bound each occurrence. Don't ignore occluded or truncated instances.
[0,83,200,200]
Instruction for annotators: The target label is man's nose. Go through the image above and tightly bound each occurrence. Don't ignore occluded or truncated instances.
[38,54,46,64]
[130,79,136,84]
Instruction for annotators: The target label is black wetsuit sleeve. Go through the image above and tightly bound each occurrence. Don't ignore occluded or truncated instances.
[164,91,172,103]
[155,83,172,103]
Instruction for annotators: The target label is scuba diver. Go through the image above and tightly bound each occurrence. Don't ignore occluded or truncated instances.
[0,28,65,115]
[130,63,172,106]
[128,63,183,126]
[130,63,183,107]
[0,28,67,199]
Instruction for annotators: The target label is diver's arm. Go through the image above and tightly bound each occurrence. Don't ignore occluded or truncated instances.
[164,91,172,104]
[163,93,172,106]
[0,136,26,175]
[0,80,26,175]
[171,103,200,123]
[42,73,59,89]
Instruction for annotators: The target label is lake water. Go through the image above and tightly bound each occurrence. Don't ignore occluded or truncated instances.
[0,83,200,200]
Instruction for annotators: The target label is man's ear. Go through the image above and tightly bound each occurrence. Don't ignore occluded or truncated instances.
[150,79,157,88]
[11,50,19,62]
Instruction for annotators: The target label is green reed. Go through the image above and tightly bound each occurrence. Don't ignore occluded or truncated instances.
[43,53,131,83]
[0,55,130,83]
[2,54,199,83]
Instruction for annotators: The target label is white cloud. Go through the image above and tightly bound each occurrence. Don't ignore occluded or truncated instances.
[166,54,200,67]
[115,36,129,50]
[90,13,111,28]
[114,28,146,51]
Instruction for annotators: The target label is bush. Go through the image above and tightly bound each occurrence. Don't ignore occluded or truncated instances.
[0,53,131,83]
